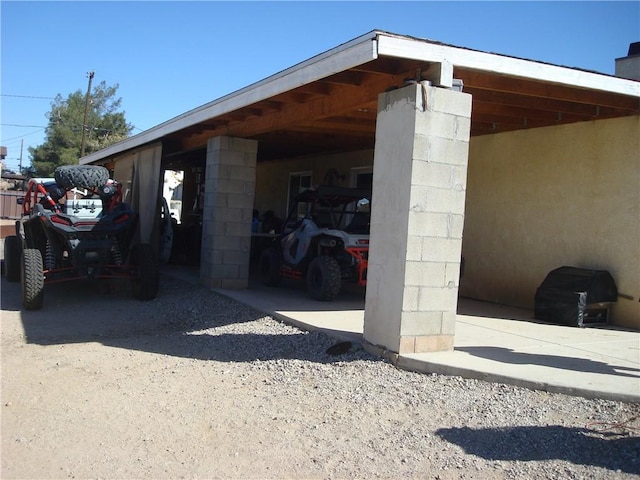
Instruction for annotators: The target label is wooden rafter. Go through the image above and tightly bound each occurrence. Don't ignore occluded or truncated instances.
[170,59,638,159]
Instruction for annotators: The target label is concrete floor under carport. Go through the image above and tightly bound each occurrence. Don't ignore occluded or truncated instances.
[162,264,640,403]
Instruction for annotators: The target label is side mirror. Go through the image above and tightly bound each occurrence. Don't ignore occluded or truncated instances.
[16,198,23,205]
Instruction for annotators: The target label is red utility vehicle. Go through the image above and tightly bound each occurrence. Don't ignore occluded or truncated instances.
[4,165,158,310]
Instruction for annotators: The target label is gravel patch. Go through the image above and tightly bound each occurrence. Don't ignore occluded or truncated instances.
[1,263,639,479]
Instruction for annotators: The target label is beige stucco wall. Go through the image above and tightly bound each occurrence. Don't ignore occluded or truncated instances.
[460,116,640,329]
[254,149,374,219]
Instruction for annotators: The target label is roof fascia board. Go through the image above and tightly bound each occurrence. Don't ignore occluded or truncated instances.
[376,34,640,98]
[81,32,379,165]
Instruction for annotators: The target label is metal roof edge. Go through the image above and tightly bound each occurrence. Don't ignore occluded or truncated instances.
[81,31,380,165]
[376,34,640,97]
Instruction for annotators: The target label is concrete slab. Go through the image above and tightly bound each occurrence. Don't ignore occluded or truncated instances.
[401,311,640,403]
[202,270,640,403]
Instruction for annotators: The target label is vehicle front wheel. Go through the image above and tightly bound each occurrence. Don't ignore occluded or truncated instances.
[22,248,44,310]
[130,244,159,300]
[307,255,341,301]
[4,235,21,282]
[259,248,282,286]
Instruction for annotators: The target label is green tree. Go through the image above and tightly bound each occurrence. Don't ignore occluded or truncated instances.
[29,80,132,176]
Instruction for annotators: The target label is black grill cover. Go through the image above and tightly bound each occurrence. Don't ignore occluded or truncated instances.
[534,266,617,327]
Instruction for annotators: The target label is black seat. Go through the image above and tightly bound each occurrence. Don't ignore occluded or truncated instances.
[345,212,369,234]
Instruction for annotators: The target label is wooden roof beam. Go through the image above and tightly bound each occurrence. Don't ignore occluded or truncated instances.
[251,99,284,112]
[472,112,566,129]
[459,68,640,111]
[321,70,366,86]
[472,99,595,123]
[270,91,318,104]
[292,82,333,96]
[352,57,430,76]
[288,117,376,135]
[466,87,618,118]
[212,70,409,137]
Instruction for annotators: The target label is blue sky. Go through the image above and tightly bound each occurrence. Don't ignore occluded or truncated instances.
[1,1,639,171]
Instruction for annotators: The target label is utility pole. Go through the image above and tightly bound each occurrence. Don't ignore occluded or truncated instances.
[19,139,23,174]
[80,70,95,158]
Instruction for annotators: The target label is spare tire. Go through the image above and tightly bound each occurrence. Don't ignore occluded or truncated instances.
[54,165,109,189]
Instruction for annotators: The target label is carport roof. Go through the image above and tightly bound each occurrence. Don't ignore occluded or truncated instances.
[81,30,640,164]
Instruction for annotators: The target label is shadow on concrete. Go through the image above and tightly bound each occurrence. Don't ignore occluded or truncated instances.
[248,280,367,312]
[456,298,534,321]
[456,346,640,378]
[436,425,640,474]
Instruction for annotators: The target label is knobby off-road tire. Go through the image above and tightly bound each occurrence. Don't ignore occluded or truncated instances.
[21,248,44,310]
[307,255,341,301]
[259,248,282,286]
[130,244,159,300]
[4,235,21,282]
[54,165,109,190]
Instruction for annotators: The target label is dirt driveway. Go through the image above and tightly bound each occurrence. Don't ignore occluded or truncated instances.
[1,259,639,479]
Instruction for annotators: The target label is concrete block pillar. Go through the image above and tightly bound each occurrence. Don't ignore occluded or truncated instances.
[364,83,472,354]
[200,136,258,289]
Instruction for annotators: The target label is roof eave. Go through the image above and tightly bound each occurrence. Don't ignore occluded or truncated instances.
[81,31,380,165]
[376,33,640,97]
[81,30,640,165]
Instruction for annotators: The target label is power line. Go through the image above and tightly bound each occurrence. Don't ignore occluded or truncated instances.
[1,123,48,128]
[1,94,55,100]
[2,123,122,136]
[1,128,46,143]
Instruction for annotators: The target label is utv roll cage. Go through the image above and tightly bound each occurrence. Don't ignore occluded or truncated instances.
[282,185,372,234]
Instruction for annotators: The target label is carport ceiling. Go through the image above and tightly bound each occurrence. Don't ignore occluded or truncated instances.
[165,55,639,161]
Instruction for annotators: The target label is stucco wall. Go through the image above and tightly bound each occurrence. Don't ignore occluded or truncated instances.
[460,116,640,328]
[254,149,374,219]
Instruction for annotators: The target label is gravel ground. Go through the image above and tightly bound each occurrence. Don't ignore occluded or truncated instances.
[1,260,639,479]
